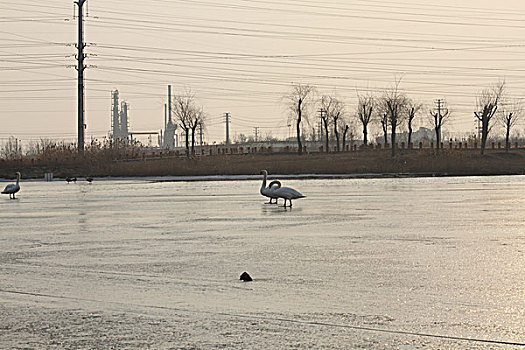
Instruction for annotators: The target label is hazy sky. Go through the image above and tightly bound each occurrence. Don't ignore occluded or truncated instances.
[2,0,525,145]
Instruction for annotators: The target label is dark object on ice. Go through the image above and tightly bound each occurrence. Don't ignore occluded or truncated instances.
[240,272,253,282]
[86,176,93,183]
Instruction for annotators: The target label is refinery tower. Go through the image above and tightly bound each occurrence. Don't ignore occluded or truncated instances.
[162,85,177,150]
[111,90,130,141]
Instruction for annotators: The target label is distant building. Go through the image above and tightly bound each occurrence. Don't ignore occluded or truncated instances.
[376,127,434,146]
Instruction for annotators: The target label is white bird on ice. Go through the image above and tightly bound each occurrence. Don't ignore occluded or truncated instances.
[2,172,21,199]
[260,170,282,204]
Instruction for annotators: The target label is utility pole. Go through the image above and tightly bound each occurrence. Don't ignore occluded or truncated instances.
[164,103,167,132]
[254,127,259,142]
[435,99,442,149]
[318,109,325,145]
[433,99,449,150]
[168,85,172,124]
[224,113,230,145]
[75,0,87,152]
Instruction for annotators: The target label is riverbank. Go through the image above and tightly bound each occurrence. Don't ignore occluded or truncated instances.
[1,149,525,179]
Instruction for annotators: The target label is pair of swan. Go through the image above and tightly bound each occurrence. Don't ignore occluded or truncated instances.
[66,176,93,183]
[260,170,305,207]
[2,172,21,199]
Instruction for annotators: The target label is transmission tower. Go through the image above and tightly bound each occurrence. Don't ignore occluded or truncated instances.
[75,0,87,151]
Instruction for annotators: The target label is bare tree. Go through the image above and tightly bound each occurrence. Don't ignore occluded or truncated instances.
[331,99,345,152]
[380,113,389,146]
[262,132,279,142]
[319,97,331,152]
[405,100,422,149]
[189,107,206,155]
[286,84,315,155]
[474,82,505,155]
[235,133,248,144]
[429,100,450,150]
[379,81,409,156]
[342,124,349,151]
[356,93,374,146]
[1,136,22,159]
[320,95,345,152]
[308,128,317,143]
[173,91,200,157]
[500,99,523,152]
[341,119,355,151]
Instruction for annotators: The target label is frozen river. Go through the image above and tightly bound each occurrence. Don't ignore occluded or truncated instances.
[0,176,524,349]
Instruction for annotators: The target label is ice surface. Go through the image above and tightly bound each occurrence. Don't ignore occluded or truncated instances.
[0,176,524,348]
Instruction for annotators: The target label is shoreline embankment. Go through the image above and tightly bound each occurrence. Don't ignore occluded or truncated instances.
[1,149,524,180]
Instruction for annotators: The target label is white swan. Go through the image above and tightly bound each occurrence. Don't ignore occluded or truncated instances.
[2,172,21,199]
[273,185,306,207]
[260,170,281,204]
[260,170,305,207]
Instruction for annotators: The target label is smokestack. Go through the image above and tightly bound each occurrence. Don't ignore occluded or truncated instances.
[168,85,172,124]
[164,103,167,130]
[120,101,129,138]
[112,90,120,139]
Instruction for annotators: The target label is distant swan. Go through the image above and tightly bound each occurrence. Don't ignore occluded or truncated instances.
[260,170,305,207]
[66,176,77,183]
[2,172,21,199]
[260,170,281,204]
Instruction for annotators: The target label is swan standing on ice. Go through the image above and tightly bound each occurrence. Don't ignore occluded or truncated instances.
[260,170,281,204]
[273,184,306,207]
[2,172,21,199]
[66,176,77,183]
[260,170,305,207]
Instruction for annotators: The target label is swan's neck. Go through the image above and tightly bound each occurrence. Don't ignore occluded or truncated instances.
[16,174,20,184]
[261,172,267,190]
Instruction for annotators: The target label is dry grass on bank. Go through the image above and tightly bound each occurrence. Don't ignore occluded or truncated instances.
[1,149,525,179]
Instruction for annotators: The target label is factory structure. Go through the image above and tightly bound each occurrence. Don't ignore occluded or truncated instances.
[110,85,179,150]
[160,85,178,150]
[111,90,130,140]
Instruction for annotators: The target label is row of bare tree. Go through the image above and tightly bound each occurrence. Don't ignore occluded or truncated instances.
[286,81,521,156]
[5,83,518,160]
